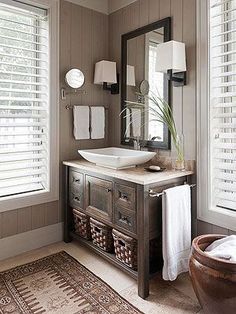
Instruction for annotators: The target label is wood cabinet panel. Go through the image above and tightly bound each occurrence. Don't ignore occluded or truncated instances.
[85,175,113,222]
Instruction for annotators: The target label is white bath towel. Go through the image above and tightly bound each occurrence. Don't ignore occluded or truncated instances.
[73,106,90,140]
[205,235,236,262]
[91,107,105,139]
[162,184,191,281]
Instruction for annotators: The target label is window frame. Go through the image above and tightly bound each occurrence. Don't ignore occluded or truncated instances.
[197,0,236,231]
[0,0,59,212]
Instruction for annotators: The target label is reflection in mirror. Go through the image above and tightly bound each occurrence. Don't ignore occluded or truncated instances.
[65,68,85,89]
[121,18,171,149]
[126,27,165,141]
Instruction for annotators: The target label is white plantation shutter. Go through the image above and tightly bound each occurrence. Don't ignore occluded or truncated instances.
[0,2,49,198]
[209,0,236,211]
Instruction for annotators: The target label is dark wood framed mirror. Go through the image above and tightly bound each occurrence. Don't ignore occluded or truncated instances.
[121,17,171,149]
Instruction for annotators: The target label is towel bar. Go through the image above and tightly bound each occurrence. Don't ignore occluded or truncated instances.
[149,183,196,198]
[65,104,109,110]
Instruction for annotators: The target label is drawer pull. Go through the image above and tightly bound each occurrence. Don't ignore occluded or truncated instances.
[120,192,128,201]
[73,178,81,184]
[74,196,81,202]
[120,215,131,225]
[106,188,112,193]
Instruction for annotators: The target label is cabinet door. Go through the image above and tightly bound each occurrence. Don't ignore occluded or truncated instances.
[85,175,113,222]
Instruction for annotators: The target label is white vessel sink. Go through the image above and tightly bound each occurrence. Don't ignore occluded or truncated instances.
[78,147,156,169]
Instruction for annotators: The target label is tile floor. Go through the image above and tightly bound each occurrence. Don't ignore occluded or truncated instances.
[0,241,202,313]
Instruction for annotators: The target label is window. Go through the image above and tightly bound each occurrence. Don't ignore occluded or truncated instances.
[209,0,236,212]
[197,0,236,231]
[0,0,59,211]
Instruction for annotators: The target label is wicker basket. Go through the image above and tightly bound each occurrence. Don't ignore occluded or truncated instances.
[73,209,91,240]
[90,218,114,252]
[112,229,137,270]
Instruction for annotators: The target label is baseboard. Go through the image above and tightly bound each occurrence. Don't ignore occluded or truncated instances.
[0,223,63,261]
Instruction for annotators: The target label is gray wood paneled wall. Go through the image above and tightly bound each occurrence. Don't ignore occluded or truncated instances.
[0,0,234,241]
[108,0,196,161]
[0,0,109,240]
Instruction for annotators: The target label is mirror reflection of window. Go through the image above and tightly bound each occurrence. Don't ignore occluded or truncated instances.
[145,29,164,142]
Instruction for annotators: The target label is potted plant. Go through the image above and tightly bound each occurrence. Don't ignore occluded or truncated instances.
[122,92,185,170]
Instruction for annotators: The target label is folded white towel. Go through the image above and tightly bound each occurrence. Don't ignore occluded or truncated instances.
[73,106,90,140]
[162,185,191,281]
[205,235,236,262]
[91,107,105,139]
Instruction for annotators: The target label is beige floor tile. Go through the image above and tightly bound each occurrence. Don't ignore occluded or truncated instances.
[120,276,201,314]
[169,272,198,302]
[0,241,201,314]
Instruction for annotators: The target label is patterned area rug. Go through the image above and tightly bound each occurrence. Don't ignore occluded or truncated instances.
[0,251,142,314]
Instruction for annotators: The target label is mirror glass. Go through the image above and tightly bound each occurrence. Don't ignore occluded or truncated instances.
[65,68,85,89]
[121,18,171,149]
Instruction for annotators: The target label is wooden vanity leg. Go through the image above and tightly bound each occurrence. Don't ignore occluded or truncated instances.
[64,165,72,243]
[137,184,150,299]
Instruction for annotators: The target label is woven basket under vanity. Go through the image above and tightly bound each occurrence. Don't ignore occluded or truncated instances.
[112,229,137,270]
[90,217,114,252]
[73,209,91,240]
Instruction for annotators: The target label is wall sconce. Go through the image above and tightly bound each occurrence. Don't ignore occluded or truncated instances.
[94,60,119,94]
[127,65,136,86]
[155,40,186,87]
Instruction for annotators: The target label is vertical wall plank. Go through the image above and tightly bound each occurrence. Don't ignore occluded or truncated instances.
[212,225,229,235]
[17,207,32,234]
[182,0,196,160]
[31,204,46,230]
[148,0,160,23]
[2,210,18,238]
[45,201,59,226]
[160,0,171,19]
[197,220,213,236]
[171,0,183,159]
[139,0,149,27]
[0,213,2,239]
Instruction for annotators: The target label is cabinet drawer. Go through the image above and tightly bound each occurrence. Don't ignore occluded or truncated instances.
[115,184,136,210]
[69,170,84,209]
[85,175,113,222]
[69,170,83,190]
[114,205,136,234]
[69,188,83,209]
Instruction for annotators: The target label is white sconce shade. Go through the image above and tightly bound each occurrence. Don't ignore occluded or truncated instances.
[127,65,136,86]
[94,60,117,84]
[155,40,186,73]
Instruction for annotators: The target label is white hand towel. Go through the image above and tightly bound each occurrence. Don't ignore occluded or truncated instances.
[205,235,236,262]
[91,107,105,139]
[73,106,90,140]
[162,184,191,281]
[131,108,141,137]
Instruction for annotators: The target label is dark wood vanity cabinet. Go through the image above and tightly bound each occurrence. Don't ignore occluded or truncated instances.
[64,163,193,300]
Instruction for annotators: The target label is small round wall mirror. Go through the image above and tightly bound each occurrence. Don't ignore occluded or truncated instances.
[139,79,149,96]
[65,68,85,89]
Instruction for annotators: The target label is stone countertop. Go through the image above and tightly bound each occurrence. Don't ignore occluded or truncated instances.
[63,160,194,185]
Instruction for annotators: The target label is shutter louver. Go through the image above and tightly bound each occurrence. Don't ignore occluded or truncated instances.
[0,2,49,198]
[210,0,236,211]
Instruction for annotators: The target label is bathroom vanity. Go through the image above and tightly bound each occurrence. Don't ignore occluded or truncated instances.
[63,159,194,299]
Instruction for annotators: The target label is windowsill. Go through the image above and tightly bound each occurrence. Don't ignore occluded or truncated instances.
[0,189,59,213]
[198,206,236,232]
